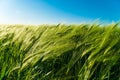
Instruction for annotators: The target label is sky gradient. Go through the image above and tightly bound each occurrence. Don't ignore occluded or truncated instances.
[0,0,120,24]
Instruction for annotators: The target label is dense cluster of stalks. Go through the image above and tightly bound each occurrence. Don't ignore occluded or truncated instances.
[0,24,120,80]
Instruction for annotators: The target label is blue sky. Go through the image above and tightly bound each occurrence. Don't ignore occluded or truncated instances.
[0,0,120,24]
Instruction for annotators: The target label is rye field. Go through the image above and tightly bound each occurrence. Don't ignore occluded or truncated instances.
[0,24,120,80]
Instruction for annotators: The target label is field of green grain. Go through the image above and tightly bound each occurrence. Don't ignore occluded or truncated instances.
[0,24,120,80]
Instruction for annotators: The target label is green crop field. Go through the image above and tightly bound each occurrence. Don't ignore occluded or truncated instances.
[0,24,120,80]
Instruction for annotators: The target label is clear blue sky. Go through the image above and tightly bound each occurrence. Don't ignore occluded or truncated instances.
[0,0,120,24]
